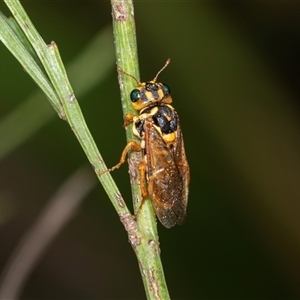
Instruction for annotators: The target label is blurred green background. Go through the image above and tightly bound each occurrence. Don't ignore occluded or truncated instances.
[1,1,300,299]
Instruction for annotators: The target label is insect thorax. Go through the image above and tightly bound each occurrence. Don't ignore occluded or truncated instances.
[132,104,178,145]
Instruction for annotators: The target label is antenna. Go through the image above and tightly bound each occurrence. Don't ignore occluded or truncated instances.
[153,58,171,82]
[117,58,171,84]
[117,66,140,85]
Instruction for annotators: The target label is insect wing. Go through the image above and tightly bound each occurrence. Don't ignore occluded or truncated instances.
[172,117,190,217]
[145,117,189,228]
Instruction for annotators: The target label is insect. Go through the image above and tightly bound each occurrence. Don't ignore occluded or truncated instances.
[104,58,190,228]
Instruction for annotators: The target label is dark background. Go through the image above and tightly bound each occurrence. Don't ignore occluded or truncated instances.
[1,1,300,299]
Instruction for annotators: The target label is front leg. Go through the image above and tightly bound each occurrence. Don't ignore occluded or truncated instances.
[123,113,136,127]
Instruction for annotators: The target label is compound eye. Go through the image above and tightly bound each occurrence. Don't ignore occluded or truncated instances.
[130,89,140,102]
[162,84,171,95]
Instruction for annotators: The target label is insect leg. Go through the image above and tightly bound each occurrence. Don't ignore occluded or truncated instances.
[134,161,149,219]
[123,113,136,127]
[99,141,142,175]
[138,161,148,199]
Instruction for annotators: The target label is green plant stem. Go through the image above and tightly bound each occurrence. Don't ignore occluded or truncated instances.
[1,1,130,217]
[111,1,170,299]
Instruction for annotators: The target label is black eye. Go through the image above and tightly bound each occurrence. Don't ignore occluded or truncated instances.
[162,84,171,95]
[130,89,140,102]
